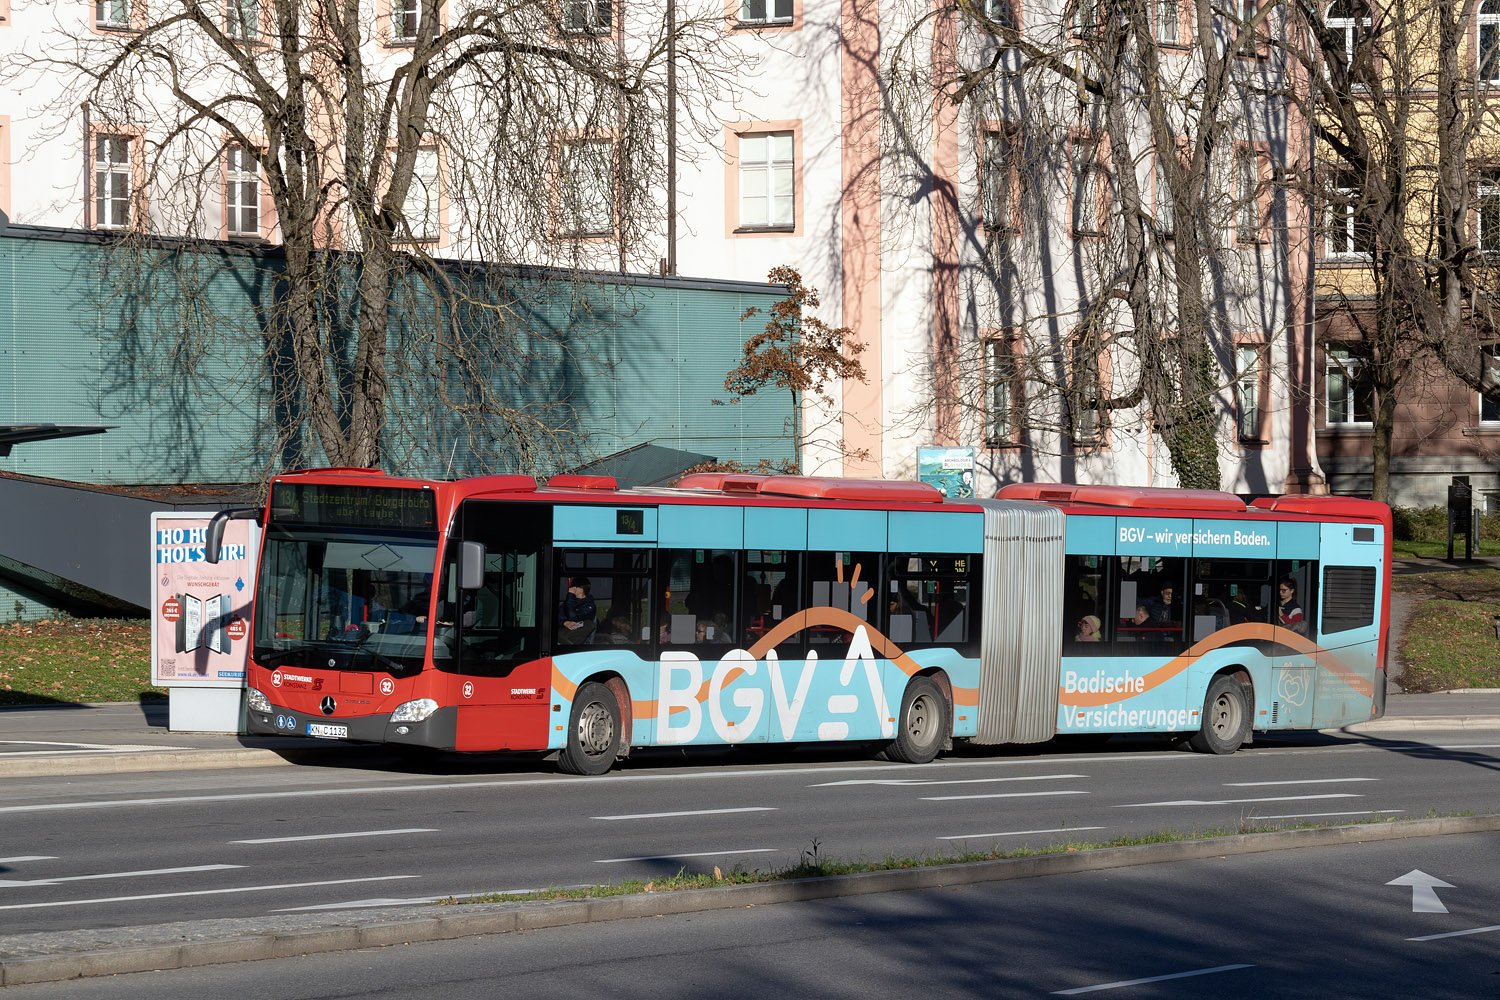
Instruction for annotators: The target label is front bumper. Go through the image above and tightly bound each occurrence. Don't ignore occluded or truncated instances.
[246,701,459,750]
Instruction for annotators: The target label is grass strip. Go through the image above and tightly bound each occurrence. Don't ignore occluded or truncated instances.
[440,814,1423,905]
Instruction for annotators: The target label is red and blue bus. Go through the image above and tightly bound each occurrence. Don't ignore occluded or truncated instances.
[207,469,1390,774]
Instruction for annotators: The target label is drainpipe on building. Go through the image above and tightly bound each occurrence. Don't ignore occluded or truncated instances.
[81,102,91,228]
[666,0,677,277]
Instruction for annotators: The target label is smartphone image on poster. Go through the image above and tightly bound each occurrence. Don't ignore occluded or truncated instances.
[206,595,224,654]
[183,594,204,653]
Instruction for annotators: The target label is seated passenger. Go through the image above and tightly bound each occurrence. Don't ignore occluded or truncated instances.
[1141,583,1178,625]
[557,577,596,646]
[1074,614,1102,642]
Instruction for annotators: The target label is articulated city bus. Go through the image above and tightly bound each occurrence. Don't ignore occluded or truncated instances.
[207,469,1391,774]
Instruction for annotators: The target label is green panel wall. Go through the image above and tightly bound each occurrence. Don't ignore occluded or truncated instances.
[0,229,794,483]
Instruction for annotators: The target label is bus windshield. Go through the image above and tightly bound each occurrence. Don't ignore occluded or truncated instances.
[252,524,439,675]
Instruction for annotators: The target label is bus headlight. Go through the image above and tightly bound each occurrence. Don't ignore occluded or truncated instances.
[390,698,439,723]
[246,687,272,713]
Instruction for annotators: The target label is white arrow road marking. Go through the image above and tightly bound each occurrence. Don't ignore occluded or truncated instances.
[1408,924,1500,942]
[1052,964,1255,994]
[0,856,56,864]
[0,864,241,888]
[922,790,1089,802]
[1223,778,1377,786]
[232,828,437,844]
[0,875,419,911]
[1387,869,1454,913]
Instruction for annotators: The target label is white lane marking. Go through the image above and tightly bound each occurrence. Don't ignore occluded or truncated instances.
[593,807,777,821]
[0,864,241,888]
[273,896,446,911]
[1116,794,1362,807]
[813,774,1086,788]
[1253,810,1403,820]
[232,827,438,844]
[1408,924,1500,942]
[1223,778,1377,786]
[0,875,419,911]
[596,849,779,863]
[936,827,1105,841]
[0,741,189,753]
[0,856,56,864]
[921,790,1089,802]
[1052,964,1255,994]
[0,758,1198,815]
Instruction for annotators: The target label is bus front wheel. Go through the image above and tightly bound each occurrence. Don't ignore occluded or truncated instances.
[885,676,950,764]
[1188,675,1250,755]
[558,681,622,776]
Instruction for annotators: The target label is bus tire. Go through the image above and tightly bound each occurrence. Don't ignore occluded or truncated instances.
[1188,675,1250,755]
[558,681,622,776]
[886,676,950,764]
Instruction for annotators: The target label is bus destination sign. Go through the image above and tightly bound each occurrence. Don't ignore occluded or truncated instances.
[270,483,437,531]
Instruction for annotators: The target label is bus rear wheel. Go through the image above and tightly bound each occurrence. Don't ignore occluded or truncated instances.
[1188,675,1250,755]
[558,681,622,775]
[885,676,950,764]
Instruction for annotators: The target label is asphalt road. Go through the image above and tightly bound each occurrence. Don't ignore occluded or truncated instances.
[4,830,1496,999]
[3,728,1499,935]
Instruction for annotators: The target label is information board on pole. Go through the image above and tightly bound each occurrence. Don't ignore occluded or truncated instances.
[917,446,976,499]
[149,512,260,689]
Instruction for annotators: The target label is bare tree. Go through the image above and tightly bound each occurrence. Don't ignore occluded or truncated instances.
[882,0,1293,490]
[8,0,743,474]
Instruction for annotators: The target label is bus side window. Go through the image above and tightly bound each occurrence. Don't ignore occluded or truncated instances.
[806,550,879,643]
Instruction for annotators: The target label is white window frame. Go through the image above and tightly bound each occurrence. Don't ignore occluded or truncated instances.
[1236,149,1260,244]
[96,0,130,29]
[399,147,441,242]
[1235,344,1264,441]
[980,128,1014,233]
[1155,162,1174,238]
[1072,138,1104,236]
[1325,169,1368,258]
[392,0,436,41]
[226,0,259,41]
[1483,1,1500,85]
[739,0,794,24]
[1325,0,1371,80]
[982,0,1015,29]
[1479,169,1500,255]
[1156,0,1179,42]
[1482,347,1500,423]
[1325,346,1374,426]
[94,135,132,230]
[558,138,614,238]
[1071,338,1104,445]
[226,143,260,238]
[985,337,1019,445]
[563,0,613,34]
[738,131,794,230]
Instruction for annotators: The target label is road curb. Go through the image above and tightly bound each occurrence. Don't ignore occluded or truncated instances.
[1343,717,1500,733]
[4,814,1499,986]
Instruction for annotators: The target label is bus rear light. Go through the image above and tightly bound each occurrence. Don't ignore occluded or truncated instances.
[247,687,272,713]
[390,698,439,723]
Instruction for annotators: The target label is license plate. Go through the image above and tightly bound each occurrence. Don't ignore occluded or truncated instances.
[306,723,348,739]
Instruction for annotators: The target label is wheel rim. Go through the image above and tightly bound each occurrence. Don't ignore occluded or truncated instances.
[906,692,937,746]
[1209,690,1242,740]
[576,700,615,758]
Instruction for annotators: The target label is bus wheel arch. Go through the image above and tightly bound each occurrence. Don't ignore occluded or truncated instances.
[885,673,952,764]
[1188,670,1252,755]
[557,678,625,775]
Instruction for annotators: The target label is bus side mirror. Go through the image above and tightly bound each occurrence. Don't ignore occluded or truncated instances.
[460,540,486,590]
[205,507,263,564]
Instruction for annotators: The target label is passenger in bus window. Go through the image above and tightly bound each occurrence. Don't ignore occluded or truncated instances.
[1075,614,1102,642]
[557,577,596,645]
[1142,582,1178,625]
[1278,579,1306,634]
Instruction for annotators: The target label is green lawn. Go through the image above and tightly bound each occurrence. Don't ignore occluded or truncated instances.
[1393,570,1500,692]
[0,618,162,706]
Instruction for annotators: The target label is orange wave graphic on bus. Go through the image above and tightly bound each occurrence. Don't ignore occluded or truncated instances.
[548,607,979,719]
[1059,623,1373,707]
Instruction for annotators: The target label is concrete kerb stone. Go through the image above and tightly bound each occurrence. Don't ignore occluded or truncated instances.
[7,814,1498,988]
[1345,717,1500,733]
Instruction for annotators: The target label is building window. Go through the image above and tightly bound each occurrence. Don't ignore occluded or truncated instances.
[94,135,132,230]
[1325,0,1371,79]
[392,0,438,41]
[1479,168,1500,255]
[1236,149,1260,244]
[227,0,259,41]
[985,336,1021,446]
[1235,344,1265,441]
[401,147,441,242]
[558,138,613,237]
[1154,162,1174,238]
[1483,1,1500,84]
[1072,137,1105,236]
[1156,0,1179,42]
[96,0,131,29]
[1073,0,1100,35]
[1325,168,1371,258]
[1325,346,1374,425]
[980,128,1017,234]
[983,0,1016,29]
[1482,347,1500,423]
[739,131,794,230]
[563,0,613,33]
[1070,337,1105,445]
[226,143,260,238]
[740,0,793,23]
